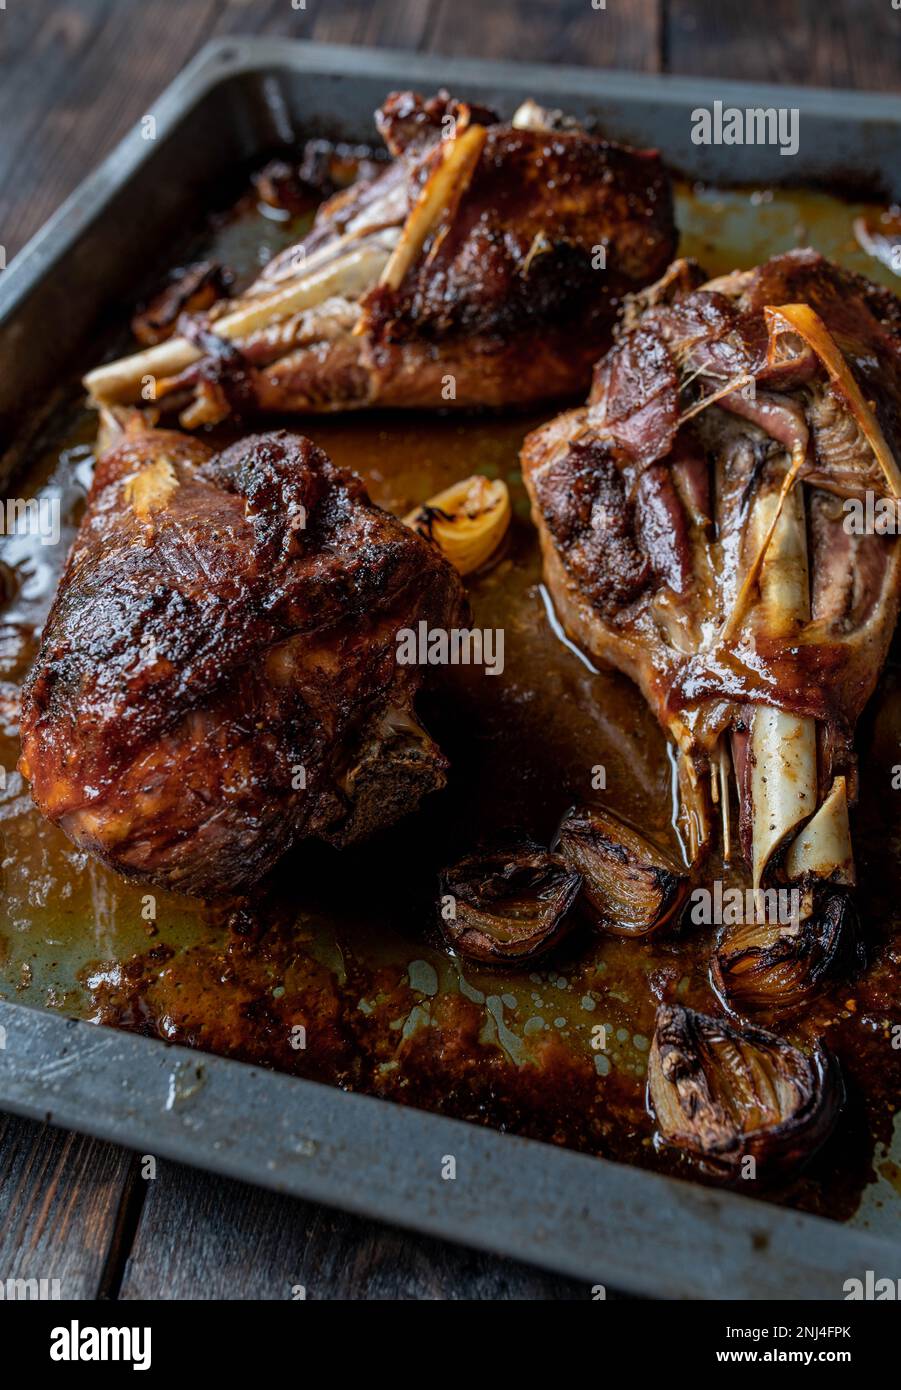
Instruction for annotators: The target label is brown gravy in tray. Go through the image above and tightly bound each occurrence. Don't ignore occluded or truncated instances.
[1,176,900,1227]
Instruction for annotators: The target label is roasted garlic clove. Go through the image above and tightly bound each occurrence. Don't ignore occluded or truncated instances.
[647,1003,843,1176]
[438,838,581,965]
[711,888,862,1019]
[404,475,511,576]
[557,804,689,937]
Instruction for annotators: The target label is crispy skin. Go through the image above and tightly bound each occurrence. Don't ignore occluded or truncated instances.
[146,91,677,419]
[523,250,901,790]
[19,421,466,897]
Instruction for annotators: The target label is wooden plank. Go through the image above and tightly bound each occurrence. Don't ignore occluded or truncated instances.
[0,0,438,263]
[118,1159,587,1300]
[425,0,661,71]
[0,1112,138,1298]
[666,0,901,93]
[0,0,217,260]
[0,0,667,265]
[304,0,437,48]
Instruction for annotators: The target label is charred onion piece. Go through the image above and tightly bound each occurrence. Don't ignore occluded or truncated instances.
[557,805,689,937]
[711,888,862,1019]
[252,159,318,213]
[132,262,233,346]
[648,1004,843,1176]
[853,210,901,278]
[404,475,511,576]
[438,839,581,964]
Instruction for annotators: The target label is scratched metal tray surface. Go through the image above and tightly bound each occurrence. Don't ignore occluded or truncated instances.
[1,38,901,1300]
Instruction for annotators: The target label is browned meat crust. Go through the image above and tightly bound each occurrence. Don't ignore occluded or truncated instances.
[19,419,466,897]
[522,250,901,876]
[523,250,901,738]
[88,90,677,422]
[363,122,675,349]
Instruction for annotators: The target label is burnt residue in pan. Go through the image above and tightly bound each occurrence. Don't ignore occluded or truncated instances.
[0,161,900,1227]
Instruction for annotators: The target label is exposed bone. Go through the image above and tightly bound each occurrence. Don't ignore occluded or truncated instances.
[246,221,401,295]
[784,776,855,885]
[84,239,395,407]
[677,749,711,866]
[750,706,818,888]
[720,437,807,644]
[731,386,856,898]
[747,467,819,887]
[211,237,394,339]
[378,124,487,293]
[721,301,901,643]
[718,738,733,864]
[237,294,362,363]
[85,338,200,407]
[669,719,712,860]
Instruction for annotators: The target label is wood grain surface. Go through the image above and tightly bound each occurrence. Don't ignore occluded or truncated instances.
[0,0,895,1301]
[118,1160,587,1301]
[0,1112,139,1299]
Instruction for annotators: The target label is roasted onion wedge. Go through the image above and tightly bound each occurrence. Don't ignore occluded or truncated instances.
[711,888,862,1019]
[438,839,581,965]
[648,1004,843,1177]
[557,805,690,937]
[404,476,511,576]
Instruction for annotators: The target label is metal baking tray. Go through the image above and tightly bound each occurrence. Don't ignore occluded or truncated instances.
[1,37,900,1300]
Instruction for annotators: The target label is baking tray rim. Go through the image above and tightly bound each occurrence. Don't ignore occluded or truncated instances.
[2,994,899,1301]
[1,36,900,1297]
[3,35,901,314]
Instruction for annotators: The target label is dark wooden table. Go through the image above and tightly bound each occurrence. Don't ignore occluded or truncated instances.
[0,0,897,1300]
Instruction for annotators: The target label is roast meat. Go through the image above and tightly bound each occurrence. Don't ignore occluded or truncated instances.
[85,91,676,422]
[19,415,466,897]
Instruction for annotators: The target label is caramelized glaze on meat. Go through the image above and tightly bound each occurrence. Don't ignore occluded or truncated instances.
[19,416,466,897]
[524,251,901,733]
[85,91,677,421]
[523,250,901,875]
